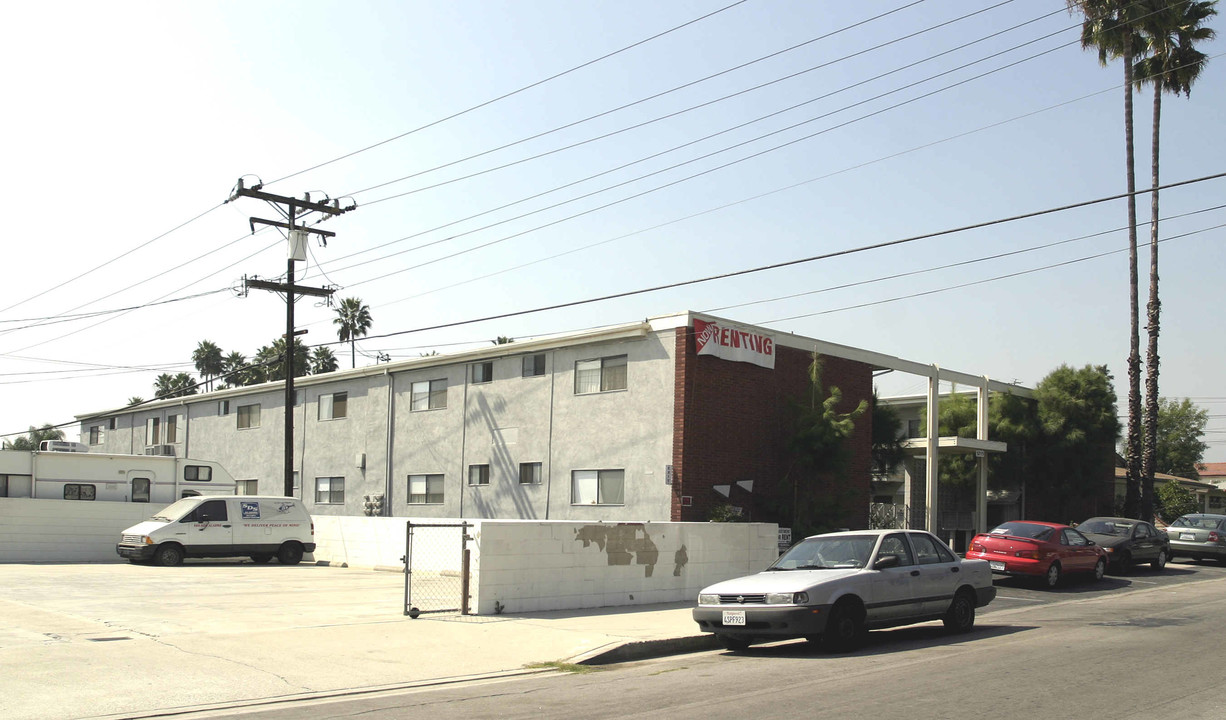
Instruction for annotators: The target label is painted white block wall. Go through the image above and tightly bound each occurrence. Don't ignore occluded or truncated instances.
[0,498,159,563]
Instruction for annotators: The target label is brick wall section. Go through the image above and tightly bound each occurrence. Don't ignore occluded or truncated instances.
[671,328,873,529]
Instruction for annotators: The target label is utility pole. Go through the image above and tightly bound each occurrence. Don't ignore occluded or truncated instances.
[227,178,354,497]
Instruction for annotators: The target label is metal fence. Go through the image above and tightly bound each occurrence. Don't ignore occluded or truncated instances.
[869,503,910,530]
[403,521,472,618]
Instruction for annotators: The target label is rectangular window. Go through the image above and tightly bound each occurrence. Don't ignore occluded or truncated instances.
[471,361,493,384]
[131,478,150,503]
[237,404,260,429]
[574,355,627,394]
[1,475,9,497]
[319,392,348,420]
[411,379,447,411]
[218,400,230,416]
[295,389,304,406]
[108,418,117,431]
[64,483,97,501]
[88,425,104,445]
[468,464,490,486]
[408,474,444,504]
[315,476,345,504]
[166,414,184,444]
[184,465,213,482]
[293,471,301,499]
[907,419,921,438]
[522,354,546,377]
[237,479,258,494]
[571,469,625,505]
[145,417,161,445]
[519,462,542,485]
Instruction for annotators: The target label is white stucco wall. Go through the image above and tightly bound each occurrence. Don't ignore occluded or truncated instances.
[0,498,159,562]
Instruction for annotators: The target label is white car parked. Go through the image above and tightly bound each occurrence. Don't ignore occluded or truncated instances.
[693,529,996,651]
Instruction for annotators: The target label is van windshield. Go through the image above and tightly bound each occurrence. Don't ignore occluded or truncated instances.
[149,498,200,521]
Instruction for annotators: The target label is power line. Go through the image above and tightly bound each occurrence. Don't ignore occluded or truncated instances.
[344,0,972,199]
[309,171,1226,347]
[266,0,755,186]
[0,289,231,331]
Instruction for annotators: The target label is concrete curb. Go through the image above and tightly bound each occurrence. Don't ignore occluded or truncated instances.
[575,635,722,665]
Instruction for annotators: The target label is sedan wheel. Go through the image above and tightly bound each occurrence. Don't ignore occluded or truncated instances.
[1043,562,1062,588]
[1093,558,1106,581]
[942,591,975,633]
[822,602,865,652]
[1115,552,1133,575]
[1151,550,1168,571]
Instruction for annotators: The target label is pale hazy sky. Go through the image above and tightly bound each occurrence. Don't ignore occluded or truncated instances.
[2,0,1223,460]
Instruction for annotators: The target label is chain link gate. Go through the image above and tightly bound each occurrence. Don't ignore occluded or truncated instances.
[403,522,472,618]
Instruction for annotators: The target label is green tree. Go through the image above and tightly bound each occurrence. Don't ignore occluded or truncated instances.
[191,340,224,392]
[310,346,339,374]
[333,297,372,369]
[492,336,515,345]
[1,424,65,450]
[1069,0,1146,519]
[219,351,250,388]
[1156,480,1200,521]
[1032,364,1122,518]
[781,354,868,537]
[153,373,176,399]
[127,396,144,406]
[1134,0,1217,521]
[1148,397,1210,478]
[172,372,198,397]
[870,391,907,478]
[257,338,310,382]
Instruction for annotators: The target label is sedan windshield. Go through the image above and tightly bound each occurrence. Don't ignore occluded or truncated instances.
[1078,518,1135,536]
[771,535,876,570]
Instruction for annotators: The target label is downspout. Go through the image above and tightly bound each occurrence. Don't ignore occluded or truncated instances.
[545,349,556,519]
[181,399,189,459]
[385,368,395,516]
[299,388,308,500]
[459,367,469,519]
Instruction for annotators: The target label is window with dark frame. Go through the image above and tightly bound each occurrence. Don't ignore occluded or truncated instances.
[237,404,260,429]
[315,476,345,504]
[64,484,96,501]
[88,425,103,445]
[408,474,444,504]
[237,479,258,494]
[184,465,213,482]
[519,462,542,485]
[319,392,348,420]
[131,478,151,503]
[574,355,627,394]
[471,361,493,384]
[145,417,161,445]
[522,354,545,377]
[218,400,230,416]
[108,418,117,431]
[468,464,490,486]
[411,379,447,411]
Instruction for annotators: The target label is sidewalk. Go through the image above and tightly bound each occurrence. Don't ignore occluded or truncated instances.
[0,564,715,720]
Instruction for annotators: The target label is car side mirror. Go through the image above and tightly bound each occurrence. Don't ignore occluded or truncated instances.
[874,554,900,570]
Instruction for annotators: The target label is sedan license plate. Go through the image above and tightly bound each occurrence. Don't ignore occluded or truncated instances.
[722,610,746,626]
[989,561,1006,571]
[1181,533,1197,541]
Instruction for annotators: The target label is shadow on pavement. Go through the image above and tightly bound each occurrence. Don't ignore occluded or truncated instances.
[720,623,1034,659]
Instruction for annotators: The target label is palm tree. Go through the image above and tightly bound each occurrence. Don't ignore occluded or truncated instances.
[1070,0,1147,519]
[220,351,249,388]
[1,424,65,450]
[1133,0,1217,522]
[153,373,177,399]
[333,297,372,369]
[192,340,224,392]
[251,345,279,384]
[171,372,198,397]
[310,346,339,374]
[492,336,515,345]
[127,396,144,406]
[258,338,311,382]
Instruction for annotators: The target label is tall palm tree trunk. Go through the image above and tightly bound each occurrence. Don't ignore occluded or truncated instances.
[1122,31,1143,521]
[1142,81,1162,522]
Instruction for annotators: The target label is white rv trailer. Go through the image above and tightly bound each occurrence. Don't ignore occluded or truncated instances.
[0,448,237,503]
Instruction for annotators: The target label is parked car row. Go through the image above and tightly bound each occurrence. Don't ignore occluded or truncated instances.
[691,513,1226,653]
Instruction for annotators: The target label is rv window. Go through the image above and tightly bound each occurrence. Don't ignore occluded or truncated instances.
[64,484,96,501]
[185,465,213,482]
[132,478,151,503]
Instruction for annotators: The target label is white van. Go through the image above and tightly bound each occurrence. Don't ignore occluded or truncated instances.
[116,495,316,566]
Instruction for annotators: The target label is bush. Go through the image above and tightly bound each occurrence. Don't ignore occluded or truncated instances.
[1156,481,1200,523]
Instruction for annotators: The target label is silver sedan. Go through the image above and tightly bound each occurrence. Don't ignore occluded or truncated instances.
[1167,514,1226,563]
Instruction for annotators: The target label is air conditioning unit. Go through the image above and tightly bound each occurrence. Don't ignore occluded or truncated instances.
[144,444,176,457]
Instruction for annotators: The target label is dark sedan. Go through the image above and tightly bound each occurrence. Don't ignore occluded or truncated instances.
[1076,517,1169,573]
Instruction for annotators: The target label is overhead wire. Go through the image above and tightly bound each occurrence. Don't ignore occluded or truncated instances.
[266,0,757,186]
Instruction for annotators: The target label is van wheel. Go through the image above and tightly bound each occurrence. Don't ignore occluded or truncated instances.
[250,554,273,564]
[277,543,304,565]
[154,544,183,567]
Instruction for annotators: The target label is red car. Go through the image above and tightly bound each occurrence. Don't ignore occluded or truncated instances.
[966,521,1107,588]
